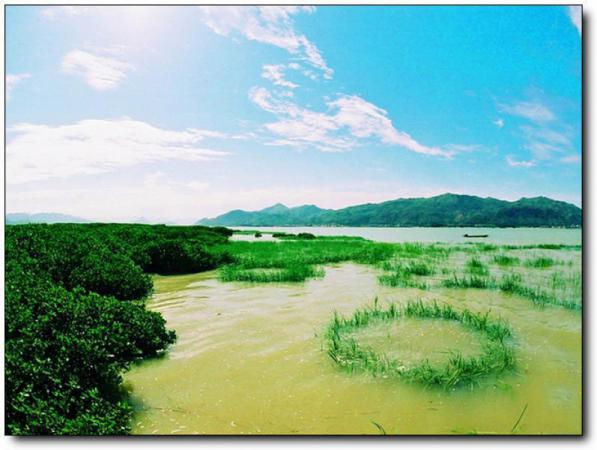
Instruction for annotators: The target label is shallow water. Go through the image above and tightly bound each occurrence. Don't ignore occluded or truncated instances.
[232,226,581,245]
[125,253,581,435]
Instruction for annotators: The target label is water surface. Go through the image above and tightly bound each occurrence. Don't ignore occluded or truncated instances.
[125,248,581,435]
[232,226,581,245]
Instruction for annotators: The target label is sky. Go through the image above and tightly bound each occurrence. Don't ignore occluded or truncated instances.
[5,5,582,223]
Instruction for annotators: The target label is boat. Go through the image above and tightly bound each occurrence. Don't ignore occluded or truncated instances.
[463,233,489,238]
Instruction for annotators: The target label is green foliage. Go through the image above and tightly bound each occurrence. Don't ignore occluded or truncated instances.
[142,239,220,275]
[70,249,152,300]
[5,223,231,435]
[326,300,515,388]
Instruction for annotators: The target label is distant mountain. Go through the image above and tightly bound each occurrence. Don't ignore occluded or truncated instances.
[197,194,582,228]
[6,212,90,225]
[198,203,331,226]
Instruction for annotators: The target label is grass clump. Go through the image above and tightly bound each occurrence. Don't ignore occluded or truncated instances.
[524,257,556,268]
[493,254,520,267]
[499,274,580,310]
[442,274,495,289]
[466,257,489,276]
[326,299,515,388]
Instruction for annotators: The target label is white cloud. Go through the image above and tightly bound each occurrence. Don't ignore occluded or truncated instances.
[520,125,573,160]
[561,154,581,164]
[261,64,298,89]
[62,50,134,90]
[568,6,582,35]
[493,118,504,129]
[499,100,555,123]
[249,87,451,157]
[6,119,229,184]
[6,73,30,100]
[506,156,535,168]
[41,6,83,20]
[198,6,333,79]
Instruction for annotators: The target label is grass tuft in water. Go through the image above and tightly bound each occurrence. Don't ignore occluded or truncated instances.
[524,257,557,268]
[326,299,515,389]
[493,254,520,267]
[466,257,490,276]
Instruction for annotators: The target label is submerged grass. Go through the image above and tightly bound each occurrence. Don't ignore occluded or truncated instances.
[326,299,515,388]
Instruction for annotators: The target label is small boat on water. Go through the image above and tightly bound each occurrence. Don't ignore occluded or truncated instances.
[463,233,489,238]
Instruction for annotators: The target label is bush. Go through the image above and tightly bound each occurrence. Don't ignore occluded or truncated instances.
[69,250,153,300]
[5,262,175,435]
[142,239,218,275]
[5,223,232,435]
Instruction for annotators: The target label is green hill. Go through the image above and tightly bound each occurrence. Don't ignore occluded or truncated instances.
[197,194,581,228]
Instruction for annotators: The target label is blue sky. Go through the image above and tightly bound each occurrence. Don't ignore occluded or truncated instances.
[5,5,582,223]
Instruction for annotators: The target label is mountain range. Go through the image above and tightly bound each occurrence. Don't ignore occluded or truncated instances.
[6,212,91,225]
[197,194,582,228]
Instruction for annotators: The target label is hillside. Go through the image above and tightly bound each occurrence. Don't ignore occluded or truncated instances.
[197,194,581,228]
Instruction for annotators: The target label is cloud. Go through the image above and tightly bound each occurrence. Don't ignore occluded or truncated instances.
[249,87,452,157]
[499,100,555,123]
[198,6,333,79]
[6,119,229,183]
[493,118,504,128]
[560,154,581,164]
[41,6,83,20]
[506,156,535,168]
[568,6,582,35]
[520,125,574,160]
[6,73,30,100]
[62,50,134,90]
[261,64,298,89]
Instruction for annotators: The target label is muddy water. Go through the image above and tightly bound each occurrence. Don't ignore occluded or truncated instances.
[124,262,581,435]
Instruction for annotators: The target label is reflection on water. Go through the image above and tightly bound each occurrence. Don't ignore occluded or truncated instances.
[125,259,581,435]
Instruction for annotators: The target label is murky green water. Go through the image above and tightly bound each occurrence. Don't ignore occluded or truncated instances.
[233,226,581,245]
[124,244,581,435]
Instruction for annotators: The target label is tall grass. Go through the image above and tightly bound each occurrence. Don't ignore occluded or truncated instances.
[326,299,515,388]
[466,257,489,276]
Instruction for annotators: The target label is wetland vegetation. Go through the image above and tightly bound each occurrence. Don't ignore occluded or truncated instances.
[6,224,582,435]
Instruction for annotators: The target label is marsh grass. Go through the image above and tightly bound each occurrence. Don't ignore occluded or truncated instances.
[493,254,520,267]
[442,274,495,289]
[219,264,324,283]
[524,257,557,268]
[326,299,514,388]
[498,273,580,310]
[466,257,490,276]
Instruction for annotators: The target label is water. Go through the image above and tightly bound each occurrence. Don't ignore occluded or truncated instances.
[124,231,581,435]
[232,226,581,245]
